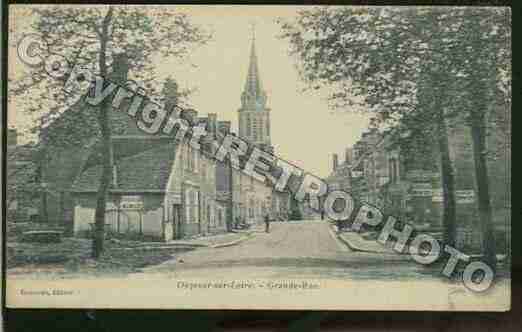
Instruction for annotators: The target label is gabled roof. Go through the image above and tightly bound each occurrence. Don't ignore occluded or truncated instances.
[72,143,178,193]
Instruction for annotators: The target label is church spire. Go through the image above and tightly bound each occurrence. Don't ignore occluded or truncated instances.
[242,24,266,109]
[238,24,272,152]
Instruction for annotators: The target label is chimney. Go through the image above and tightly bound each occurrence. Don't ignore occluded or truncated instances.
[7,128,17,147]
[345,148,352,165]
[180,108,198,126]
[218,121,231,134]
[332,154,339,171]
[208,113,218,136]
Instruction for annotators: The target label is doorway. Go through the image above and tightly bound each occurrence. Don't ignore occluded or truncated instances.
[172,204,182,240]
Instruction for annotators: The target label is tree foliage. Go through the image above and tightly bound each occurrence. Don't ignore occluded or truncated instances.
[280,7,510,266]
[11,6,210,147]
[10,6,211,258]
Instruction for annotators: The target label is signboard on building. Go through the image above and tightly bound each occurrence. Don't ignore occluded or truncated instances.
[410,182,432,197]
[120,195,144,210]
[329,183,341,190]
[411,189,433,197]
[456,190,475,204]
[405,170,439,181]
[378,176,389,186]
[216,191,231,201]
[167,193,182,204]
[352,171,363,178]
[431,189,475,204]
[432,189,443,202]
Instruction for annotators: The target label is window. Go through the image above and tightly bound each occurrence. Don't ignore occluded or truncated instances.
[389,158,399,184]
[252,117,259,141]
[388,159,393,183]
[194,150,199,172]
[186,147,199,173]
[193,191,199,223]
[207,204,213,226]
[217,209,223,226]
[185,146,191,170]
[185,188,200,224]
[249,199,255,218]
[185,189,191,222]
[258,119,263,139]
[392,159,397,183]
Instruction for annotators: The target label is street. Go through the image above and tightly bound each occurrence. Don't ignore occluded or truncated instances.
[137,220,441,280]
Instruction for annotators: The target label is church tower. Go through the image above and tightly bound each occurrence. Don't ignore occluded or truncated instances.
[238,27,273,153]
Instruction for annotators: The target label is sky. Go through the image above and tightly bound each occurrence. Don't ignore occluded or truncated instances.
[9,5,370,177]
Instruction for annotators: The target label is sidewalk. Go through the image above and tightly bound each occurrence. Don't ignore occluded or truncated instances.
[335,228,507,262]
[165,229,258,249]
[337,231,401,254]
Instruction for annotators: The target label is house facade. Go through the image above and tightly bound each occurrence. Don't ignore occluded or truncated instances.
[344,113,509,252]
[71,111,226,241]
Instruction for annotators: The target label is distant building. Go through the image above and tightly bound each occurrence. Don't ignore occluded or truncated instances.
[325,149,353,192]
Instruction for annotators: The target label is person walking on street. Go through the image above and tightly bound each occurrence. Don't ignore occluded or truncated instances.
[264,213,271,233]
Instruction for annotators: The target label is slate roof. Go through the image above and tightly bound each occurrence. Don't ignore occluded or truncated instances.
[72,143,178,192]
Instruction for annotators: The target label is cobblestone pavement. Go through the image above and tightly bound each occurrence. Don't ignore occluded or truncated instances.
[138,220,443,281]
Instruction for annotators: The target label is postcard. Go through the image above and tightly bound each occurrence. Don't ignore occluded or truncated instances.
[5,4,511,311]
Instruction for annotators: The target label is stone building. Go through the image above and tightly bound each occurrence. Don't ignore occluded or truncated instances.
[345,114,510,252]
[325,149,353,192]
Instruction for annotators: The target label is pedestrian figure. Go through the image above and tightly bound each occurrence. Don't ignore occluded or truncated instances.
[264,213,270,233]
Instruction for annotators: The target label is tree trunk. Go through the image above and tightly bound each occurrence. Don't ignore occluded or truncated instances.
[92,7,114,259]
[92,119,112,258]
[470,111,497,271]
[436,109,457,248]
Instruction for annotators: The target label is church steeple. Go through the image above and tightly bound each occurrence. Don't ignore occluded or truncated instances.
[241,25,267,109]
[238,26,272,153]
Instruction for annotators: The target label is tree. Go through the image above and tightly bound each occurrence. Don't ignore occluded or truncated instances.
[280,7,459,247]
[448,7,511,269]
[10,6,210,258]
